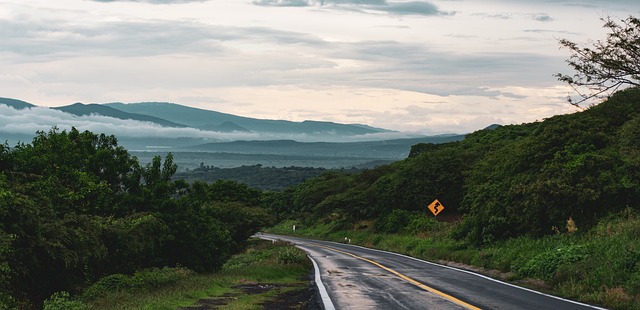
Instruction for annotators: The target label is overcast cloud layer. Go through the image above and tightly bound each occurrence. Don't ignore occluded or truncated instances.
[1,0,639,136]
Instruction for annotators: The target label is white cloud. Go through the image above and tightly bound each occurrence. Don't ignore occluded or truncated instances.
[376,1,447,16]
[0,104,434,143]
[91,0,208,3]
[252,0,312,7]
[252,0,450,16]
[0,105,256,140]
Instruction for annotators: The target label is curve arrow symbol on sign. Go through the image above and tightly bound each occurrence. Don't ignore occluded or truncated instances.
[428,199,444,216]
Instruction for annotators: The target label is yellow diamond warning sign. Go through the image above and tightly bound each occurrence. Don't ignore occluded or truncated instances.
[428,199,444,216]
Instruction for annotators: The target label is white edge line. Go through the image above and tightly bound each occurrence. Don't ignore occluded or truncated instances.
[327,240,608,310]
[254,234,336,310]
[259,233,606,309]
[307,253,337,310]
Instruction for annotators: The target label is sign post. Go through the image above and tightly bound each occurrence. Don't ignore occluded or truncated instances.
[427,199,444,236]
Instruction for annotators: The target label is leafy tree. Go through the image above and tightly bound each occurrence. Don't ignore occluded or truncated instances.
[291,172,352,217]
[159,198,233,272]
[0,174,15,308]
[0,143,9,172]
[555,15,640,106]
[97,213,170,275]
[157,179,271,272]
[315,182,373,223]
[4,188,105,305]
[376,145,466,216]
[374,209,413,234]
[138,154,177,212]
[0,127,275,306]
[262,190,295,221]
[458,88,640,244]
[207,180,262,205]
[8,127,143,216]
[209,202,273,246]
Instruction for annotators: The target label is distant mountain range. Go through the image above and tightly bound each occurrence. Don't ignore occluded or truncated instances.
[104,102,388,135]
[0,97,468,162]
[53,103,189,128]
[0,97,389,136]
[0,97,35,109]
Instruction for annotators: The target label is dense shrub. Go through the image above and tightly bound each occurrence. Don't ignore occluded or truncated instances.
[516,245,590,280]
[82,267,194,300]
[374,209,413,234]
[0,128,272,306]
[43,292,88,310]
[277,247,308,265]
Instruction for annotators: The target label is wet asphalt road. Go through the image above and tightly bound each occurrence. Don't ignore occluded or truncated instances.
[259,233,606,310]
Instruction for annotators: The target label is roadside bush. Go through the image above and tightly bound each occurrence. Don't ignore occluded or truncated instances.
[222,247,272,271]
[43,291,88,310]
[82,267,194,300]
[82,274,129,300]
[277,247,308,265]
[627,271,640,296]
[374,209,437,235]
[129,267,194,289]
[407,215,438,235]
[374,209,412,234]
[516,244,590,280]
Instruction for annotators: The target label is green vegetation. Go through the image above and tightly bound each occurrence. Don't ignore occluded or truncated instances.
[263,86,640,309]
[15,235,311,310]
[174,164,352,191]
[267,87,640,244]
[0,128,271,308]
[81,239,311,310]
[269,209,640,309]
[3,15,640,309]
[556,16,640,106]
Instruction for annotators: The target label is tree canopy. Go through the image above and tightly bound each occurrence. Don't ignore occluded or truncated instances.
[555,15,640,106]
[0,127,272,308]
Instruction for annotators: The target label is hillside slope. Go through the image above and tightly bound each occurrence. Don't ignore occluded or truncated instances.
[53,103,188,128]
[0,97,36,109]
[269,87,640,244]
[264,88,640,310]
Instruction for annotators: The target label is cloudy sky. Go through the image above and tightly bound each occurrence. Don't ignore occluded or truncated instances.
[1,0,639,135]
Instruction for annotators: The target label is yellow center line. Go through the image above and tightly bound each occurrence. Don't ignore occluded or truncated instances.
[302,241,481,310]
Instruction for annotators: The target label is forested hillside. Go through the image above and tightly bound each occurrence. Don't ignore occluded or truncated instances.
[174,164,344,191]
[267,87,640,244]
[0,128,271,308]
[3,88,639,308]
[2,88,639,308]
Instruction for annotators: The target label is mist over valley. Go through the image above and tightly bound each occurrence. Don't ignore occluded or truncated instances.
[0,97,464,169]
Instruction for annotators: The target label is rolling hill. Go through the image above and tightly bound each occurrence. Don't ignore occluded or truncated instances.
[53,103,188,128]
[0,97,36,109]
[106,102,389,136]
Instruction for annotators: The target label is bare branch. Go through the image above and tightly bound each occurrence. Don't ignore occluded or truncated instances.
[556,15,640,107]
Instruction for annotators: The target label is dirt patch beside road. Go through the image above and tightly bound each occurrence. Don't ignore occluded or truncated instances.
[181,280,319,309]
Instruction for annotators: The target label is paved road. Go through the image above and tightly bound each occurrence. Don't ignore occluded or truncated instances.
[258,233,605,310]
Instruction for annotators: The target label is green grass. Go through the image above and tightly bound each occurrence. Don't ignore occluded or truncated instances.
[267,211,640,310]
[79,239,311,310]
